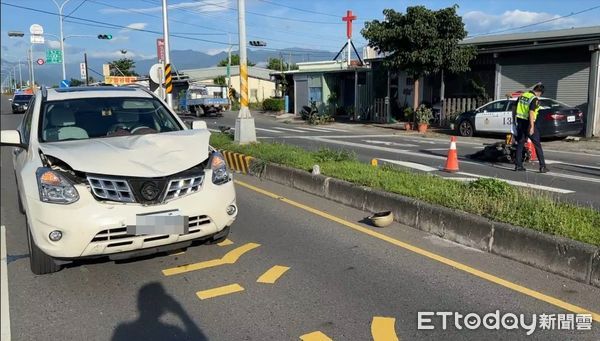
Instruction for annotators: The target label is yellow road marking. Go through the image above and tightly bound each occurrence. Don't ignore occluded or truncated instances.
[371,317,399,341]
[196,283,244,300]
[257,265,290,284]
[217,238,234,246]
[235,180,600,322]
[299,331,333,341]
[162,242,260,276]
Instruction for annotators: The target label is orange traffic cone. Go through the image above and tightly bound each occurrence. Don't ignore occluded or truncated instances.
[526,138,538,161]
[444,136,459,172]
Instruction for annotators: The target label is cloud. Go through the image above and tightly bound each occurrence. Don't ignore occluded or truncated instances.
[124,23,148,31]
[101,0,231,14]
[47,40,61,49]
[205,47,229,56]
[463,9,577,35]
[1,45,8,52]
[88,50,154,60]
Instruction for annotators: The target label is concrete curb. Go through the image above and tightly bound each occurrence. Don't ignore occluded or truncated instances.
[248,162,600,287]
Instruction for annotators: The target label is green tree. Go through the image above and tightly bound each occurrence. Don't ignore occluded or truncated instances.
[266,57,298,71]
[217,54,255,67]
[109,58,138,76]
[69,78,84,86]
[213,75,226,86]
[362,5,476,108]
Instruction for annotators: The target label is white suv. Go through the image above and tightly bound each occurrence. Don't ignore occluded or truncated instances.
[1,87,237,275]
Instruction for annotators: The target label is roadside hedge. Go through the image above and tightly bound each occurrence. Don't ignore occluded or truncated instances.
[210,133,600,246]
[263,98,284,112]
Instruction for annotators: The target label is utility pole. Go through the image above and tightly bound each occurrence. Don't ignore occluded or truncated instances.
[51,0,71,80]
[234,0,256,144]
[17,61,22,89]
[227,33,232,90]
[84,52,89,85]
[29,45,35,91]
[161,0,173,108]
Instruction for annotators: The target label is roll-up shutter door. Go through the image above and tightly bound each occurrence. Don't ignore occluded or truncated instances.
[500,62,590,108]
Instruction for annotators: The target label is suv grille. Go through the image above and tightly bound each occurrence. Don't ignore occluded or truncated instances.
[87,176,135,202]
[165,175,204,201]
[87,173,204,204]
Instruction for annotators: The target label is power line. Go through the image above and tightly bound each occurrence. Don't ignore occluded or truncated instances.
[255,0,338,18]
[64,0,87,18]
[87,0,231,34]
[1,2,231,45]
[187,0,342,25]
[1,2,336,59]
[469,5,600,37]
[141,0,347,44]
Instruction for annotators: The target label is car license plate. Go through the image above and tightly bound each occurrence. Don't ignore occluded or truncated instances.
[128,209,189,236]
[567,116,575,122]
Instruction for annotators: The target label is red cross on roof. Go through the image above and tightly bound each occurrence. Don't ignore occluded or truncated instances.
[342,10,357,39]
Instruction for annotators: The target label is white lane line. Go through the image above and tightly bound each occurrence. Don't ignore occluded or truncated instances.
[377,158,438,172]
[292,127,333,132]
[276,127,308,133]
[313,127,349,132]
[1,225,11,341]
[544,171,600,184]
[362,140,418,148]
[208,128,221,133]
[441,177,478,182]
[456,172,575,194]
[423,148,450,151]
[287,134,399,139]
[255,127,283,133]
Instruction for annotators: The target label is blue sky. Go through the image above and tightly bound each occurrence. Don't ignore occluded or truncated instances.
[1,0,600,64]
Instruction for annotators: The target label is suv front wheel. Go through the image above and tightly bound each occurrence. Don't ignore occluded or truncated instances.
[27,221,61,275]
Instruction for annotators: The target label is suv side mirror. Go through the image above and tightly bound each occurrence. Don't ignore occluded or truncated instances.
[1,130,25,148]
[191,120,207,130]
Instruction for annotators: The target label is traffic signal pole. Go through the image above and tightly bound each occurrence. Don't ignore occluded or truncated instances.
[161,0,173,108]
[234,0,256,144]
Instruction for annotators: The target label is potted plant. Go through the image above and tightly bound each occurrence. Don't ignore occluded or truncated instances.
[403,107,414,130]
[415,105,433,133]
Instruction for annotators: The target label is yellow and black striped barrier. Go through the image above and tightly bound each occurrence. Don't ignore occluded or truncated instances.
[165,63,172,94]
[221,150,254,174]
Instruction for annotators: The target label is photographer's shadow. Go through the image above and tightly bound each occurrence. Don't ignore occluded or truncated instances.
[112,282,207,341]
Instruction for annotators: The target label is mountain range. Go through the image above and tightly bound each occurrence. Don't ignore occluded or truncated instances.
[2,48,337,86]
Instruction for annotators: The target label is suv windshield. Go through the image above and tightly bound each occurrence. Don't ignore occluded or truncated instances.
[39,97,182,142]
[13,95,32,102]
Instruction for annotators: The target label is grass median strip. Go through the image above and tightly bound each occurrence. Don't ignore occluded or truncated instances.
[211,133,600,246]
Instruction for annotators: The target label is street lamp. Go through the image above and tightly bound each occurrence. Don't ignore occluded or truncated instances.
[50,0,72,80]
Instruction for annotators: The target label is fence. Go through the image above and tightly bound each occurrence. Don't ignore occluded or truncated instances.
[372,98,390,123]
[441,98,485,123]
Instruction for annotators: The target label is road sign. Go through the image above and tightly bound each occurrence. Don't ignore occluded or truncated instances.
[46,49,62,64]
[80,62,87,80]
[156,39,165,63]
[36,59,45,65]
[60,79,70,88]
[30,35,44,44]
[102,64,110,77]
[149,63,164,84]
[29,24,44,35]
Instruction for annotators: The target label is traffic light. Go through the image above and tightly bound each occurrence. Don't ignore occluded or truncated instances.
[97,34,113,40]
[249,40,267,47]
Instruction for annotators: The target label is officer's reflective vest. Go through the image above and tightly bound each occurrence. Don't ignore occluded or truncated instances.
[516,91,539,121]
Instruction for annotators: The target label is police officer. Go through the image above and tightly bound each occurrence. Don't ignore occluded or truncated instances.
[514,83,548,173]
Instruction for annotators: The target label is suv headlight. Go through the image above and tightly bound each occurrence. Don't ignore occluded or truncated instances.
[210,152,230,185]
[36,168,79,204]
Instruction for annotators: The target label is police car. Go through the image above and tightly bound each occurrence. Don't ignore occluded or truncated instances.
[455,97,584,138]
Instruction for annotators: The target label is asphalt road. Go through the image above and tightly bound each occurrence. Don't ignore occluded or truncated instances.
[1,95,600,340]
[194,110,600,208]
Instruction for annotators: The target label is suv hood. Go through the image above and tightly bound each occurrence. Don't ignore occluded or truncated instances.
[40,130,211,177]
